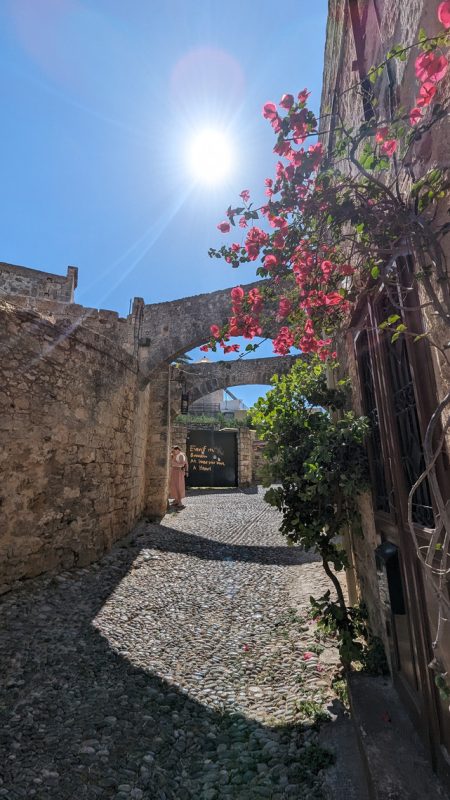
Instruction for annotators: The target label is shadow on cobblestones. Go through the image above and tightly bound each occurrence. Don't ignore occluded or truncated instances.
[1,517,330,800]
[147,524,320,566]
[186,488,259,496]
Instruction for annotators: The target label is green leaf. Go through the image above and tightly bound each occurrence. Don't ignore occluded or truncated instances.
[371,266,380,279]
[387,314,400,324]
[418,27,427,44]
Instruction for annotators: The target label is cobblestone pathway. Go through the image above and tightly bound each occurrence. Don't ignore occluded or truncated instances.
[0,489,344,800]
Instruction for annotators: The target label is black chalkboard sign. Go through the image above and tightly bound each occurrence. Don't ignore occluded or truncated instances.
[186,429,238,488]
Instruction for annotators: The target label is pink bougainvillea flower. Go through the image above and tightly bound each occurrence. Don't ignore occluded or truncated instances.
[409,107,423,125]
[262,102,278,120]
[230,286,245,302]
[264,254,278,271]
[277,298,292,318]
[248,287,263,312]
[272,231,286,249]
[273,326,295,355]
[298,88,311,104]
[321,259,334,280]
[303,651,315,661]
[239,217,248,228]
[381,139,397,157]
[269,215,289,230]
[199,345,209,352]
[223,344,240,353]
[375,126,389,143]
[245,226,269,260]
[415,51,448,83]
[217,221,230,233]
[242,643,250,652]
[279,93,295,109]
[270,114,282,134]
[273,139,292,158]
[210,324,220,338]
[324,292,345,306]
[239,189,250,203]
[416,81,437,107]
[438,1,450,27]
[309,141,324,157]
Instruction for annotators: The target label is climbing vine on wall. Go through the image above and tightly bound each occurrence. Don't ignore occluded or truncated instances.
[204,3,450,695]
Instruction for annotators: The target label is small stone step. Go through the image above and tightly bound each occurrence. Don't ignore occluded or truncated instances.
[318,706,370,800]
[348,674,450,799]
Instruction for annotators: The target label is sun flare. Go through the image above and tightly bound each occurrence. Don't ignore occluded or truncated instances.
[188,128,233,184]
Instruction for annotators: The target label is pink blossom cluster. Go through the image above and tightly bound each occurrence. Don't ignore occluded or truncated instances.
[409,3,450,124]
[208,3,450,361]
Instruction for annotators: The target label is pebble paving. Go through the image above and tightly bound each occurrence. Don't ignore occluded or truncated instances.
[0,488,341,800]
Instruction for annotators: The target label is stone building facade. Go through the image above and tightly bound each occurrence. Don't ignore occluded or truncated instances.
[0,261,287,594]
[321,0,450,783]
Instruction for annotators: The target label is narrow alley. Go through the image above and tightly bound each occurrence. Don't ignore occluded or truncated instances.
[0,489,360,800]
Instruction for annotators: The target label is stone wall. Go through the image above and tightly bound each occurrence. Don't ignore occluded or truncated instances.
[0,301,150,592]
[321,0,450,632]
[4,293,142,358]
[0,262,78,303]
[321,3,450,770]
[0,263,280,592]
[237,428,254,487]
[252,438,267,485]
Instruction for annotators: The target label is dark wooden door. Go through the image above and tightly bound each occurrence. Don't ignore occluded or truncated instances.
[354,282,450,774]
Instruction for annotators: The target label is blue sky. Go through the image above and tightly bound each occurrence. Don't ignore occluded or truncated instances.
[0,0,327,406]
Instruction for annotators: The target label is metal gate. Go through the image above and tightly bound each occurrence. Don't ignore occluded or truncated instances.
[186,429,238,488]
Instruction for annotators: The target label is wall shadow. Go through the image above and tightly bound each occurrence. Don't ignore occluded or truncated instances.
[146,522,320,566]
[186,487,259,496]
[0,529,327,800]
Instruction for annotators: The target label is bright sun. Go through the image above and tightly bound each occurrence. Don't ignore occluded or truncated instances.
[188,128,233,184]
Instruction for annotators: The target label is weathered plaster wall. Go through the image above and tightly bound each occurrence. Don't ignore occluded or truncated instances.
[0,302,150,592]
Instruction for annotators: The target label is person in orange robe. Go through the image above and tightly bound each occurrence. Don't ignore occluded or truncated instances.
[169,446,187,510]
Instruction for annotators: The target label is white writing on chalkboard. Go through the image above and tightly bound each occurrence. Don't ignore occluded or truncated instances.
[189,444,226,473]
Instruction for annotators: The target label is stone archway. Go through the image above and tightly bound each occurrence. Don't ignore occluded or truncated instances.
[169,354,303,491]
[137,280,278,386]
[171,354,303,410]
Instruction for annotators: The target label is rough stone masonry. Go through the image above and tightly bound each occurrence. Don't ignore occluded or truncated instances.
[0,262,291,592]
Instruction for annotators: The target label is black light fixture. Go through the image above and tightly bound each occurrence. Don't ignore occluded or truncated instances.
[180,392,189,415]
